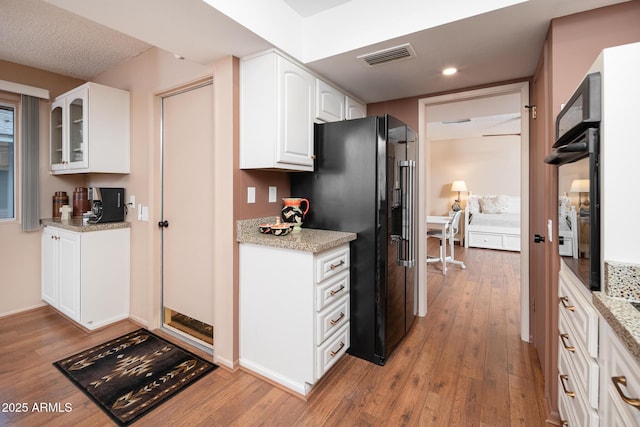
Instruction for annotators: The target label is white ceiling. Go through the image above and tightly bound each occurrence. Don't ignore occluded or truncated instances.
[1,0,630,107]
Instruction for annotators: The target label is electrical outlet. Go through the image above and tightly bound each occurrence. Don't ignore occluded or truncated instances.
[269,186,277,203]
[247,187,256,204]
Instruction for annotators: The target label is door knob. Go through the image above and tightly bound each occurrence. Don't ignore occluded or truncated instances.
[534,234,545,243]
[158,220,169,228]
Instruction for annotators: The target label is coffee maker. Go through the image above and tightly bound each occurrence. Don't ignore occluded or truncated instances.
[88,187,126,223]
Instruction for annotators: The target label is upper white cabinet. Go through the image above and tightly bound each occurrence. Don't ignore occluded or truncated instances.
[50,82,130,174]
[241,49,366,171]
[241,50,315,171]
[346,96,366,119]
[316,79,345,122]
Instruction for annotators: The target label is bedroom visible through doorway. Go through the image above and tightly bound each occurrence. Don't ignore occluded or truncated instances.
[417,82,530,341]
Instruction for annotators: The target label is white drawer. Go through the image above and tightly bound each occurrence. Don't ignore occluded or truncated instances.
[605,325,640,426]
[558,347,599,427]
[316,322,349,379]
[316,245,349,283]
[558,309,599,409]
[559,269,599,358]
[316,271,349,312]
[503,234,520,251]
[468,232,503,249]
[316,295,349,344]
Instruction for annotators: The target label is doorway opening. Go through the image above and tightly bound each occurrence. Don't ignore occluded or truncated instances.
[159,80,215,353]
[417,82,530,342]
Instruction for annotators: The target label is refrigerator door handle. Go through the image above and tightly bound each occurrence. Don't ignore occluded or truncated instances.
[397,160,416,267]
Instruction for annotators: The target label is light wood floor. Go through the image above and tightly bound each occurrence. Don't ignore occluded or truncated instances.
[0,242,550,426]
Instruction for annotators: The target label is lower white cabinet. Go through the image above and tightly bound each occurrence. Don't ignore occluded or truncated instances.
[239,243,350,396]
[557,265,599,426]
[599,319,640,426]
[41,225,130,330]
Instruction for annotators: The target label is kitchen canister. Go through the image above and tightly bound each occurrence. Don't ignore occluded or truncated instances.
[73,187,90,217]
[52,191,69,218]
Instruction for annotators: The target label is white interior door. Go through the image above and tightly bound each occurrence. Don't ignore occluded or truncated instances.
[161,82,214,340]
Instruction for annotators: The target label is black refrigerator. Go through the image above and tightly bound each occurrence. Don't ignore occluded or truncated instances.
[291,115,418,365]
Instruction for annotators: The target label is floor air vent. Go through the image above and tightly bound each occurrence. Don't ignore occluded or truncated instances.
[357,43,416,67]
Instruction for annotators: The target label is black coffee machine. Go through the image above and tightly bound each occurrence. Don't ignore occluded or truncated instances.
[88,187,125,223]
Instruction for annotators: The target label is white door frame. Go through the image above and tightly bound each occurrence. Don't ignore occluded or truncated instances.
[417,81,530,342]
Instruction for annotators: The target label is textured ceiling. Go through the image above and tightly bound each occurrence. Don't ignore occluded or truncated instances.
[1,0,632,104]
[0,0,151,79]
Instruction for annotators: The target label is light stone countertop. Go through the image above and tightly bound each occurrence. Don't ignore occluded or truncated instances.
[41,218,131,232]
[237,217,356,253]
[593,291,640,363]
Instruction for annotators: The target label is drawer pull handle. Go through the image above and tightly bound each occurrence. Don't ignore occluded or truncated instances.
[612,376,640,410]
[559,296,575,312]
[559,374,575,398]
[330,312,345,326]
[560,333,575,353]
[329,260,345,270]
[330,341,345,357]
[329,284,345,296]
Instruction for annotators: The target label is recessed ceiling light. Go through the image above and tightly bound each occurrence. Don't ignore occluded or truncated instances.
[442,67,457,76]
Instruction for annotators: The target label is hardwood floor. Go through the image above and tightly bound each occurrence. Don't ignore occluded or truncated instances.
[0,242,551,426]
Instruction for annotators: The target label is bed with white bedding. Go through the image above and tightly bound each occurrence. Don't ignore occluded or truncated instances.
[464,195,521,251]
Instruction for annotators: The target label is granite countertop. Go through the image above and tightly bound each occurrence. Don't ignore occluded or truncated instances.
[593,291,640,363]
[592,261,640,363]
[41,218,131,232]
[237,217,356,253]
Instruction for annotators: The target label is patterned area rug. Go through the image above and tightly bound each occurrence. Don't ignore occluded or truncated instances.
[53,328,217,426]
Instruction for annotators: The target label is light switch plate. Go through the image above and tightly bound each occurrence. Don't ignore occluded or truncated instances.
[247,187,256,204]
[269,186,277,203]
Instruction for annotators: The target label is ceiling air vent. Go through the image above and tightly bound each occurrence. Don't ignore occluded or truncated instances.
[357,43,416,67]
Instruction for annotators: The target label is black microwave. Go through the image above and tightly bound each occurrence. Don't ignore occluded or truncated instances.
[545,73,601,291]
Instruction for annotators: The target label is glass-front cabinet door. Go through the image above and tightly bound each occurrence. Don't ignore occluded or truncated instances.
[50,99,64,170]
[50,87,89,171]
[65,87,88,170]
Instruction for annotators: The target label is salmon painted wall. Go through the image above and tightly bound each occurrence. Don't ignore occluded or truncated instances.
[542,1,640,421]
[0,61,84,317]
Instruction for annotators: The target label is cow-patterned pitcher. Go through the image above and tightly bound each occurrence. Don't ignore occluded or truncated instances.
[281,197,310,233]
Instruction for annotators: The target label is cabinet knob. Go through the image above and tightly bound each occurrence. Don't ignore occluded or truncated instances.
[158,220,169,228]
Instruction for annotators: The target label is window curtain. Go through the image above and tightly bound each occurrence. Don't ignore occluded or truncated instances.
[21,95,39,231]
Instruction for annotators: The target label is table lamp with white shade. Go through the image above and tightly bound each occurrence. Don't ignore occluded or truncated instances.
[451,180,468,212]
[570,179,590,216]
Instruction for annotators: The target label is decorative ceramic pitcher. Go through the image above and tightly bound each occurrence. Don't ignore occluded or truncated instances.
[281,197,310,232]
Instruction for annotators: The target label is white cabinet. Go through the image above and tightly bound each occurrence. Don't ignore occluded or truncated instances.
[315,81,367,122]
[50,82,130,174]
[346,96,366,119]
[239,243,350,396]
[41,225,130,330]
[316,79,345,122]
[599,318,640,426]
[42,226,81,321]
[557,265,600,426]
[240,50,315,171]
